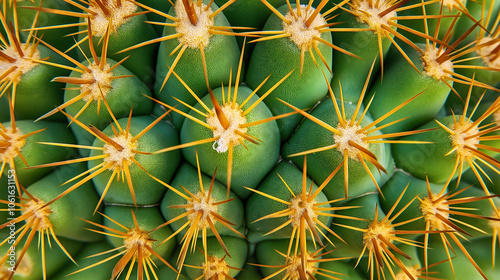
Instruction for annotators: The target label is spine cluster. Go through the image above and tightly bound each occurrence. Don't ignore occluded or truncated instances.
[1,0,500,279]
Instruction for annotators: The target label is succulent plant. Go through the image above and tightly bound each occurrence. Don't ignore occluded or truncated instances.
[1,0,500,279]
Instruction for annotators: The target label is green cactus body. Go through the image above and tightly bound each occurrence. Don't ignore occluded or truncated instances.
[245,3,333,139]
[366,43,452,134]
[51,241,115,280]
[380,171,446,238]
[88,115,180,205]
[0,97,8,122]
[138,0,173,35]
[7,237,82,280]
[463,153,500,194]
[328,194,384,257]
[61,57,153,156]
[419,235,500,279]
[2,1,500,279]
[155,0,240,128]
[213,0,288,69]
[22,164,103,242]
[183,236,248,280]
[215,0,286,29]
[245,161,332,242]
[0,176,9,229]
[255,238,319,279]
[453,0,500,44]
[393,115,465,182]
[448,180,500,239]
[11,0,79,56]
[76,2,158,81]
[1,120,76,186]
[283,97,389,201]
[235,256,264,280]
[397,0,468,44]
[96,205,177,279]
[448,40,500,108]
[160,162,245,239]
[380,244,423,280]
[316,259,366,280]
[330,1,395,102]
[102,206,175,257]
[180,85,280,198]
[6,43,69,121]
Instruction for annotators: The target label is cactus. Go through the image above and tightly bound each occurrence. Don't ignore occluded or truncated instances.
[1,0,500,279]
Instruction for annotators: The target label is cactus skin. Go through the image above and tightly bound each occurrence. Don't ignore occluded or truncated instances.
[283,97,390,201]
[245,3,333,140]
[180,85,281,198]
[2,1,500,280]
[155,0,241,129]
[9,44,70,121]
[89,115,181,205]
[51,241,116,280]
[366,44,451,134]
[1,120,76,186]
